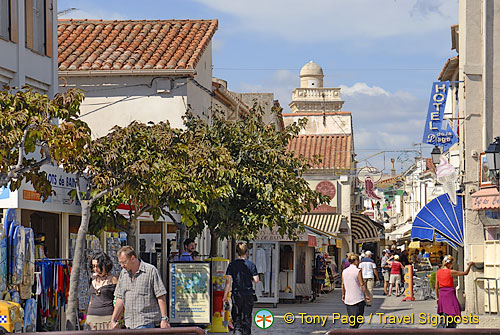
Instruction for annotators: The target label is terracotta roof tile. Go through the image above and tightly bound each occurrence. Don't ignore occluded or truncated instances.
[426,158,436,173]
[288,135,352,170]
[58,19,218,71]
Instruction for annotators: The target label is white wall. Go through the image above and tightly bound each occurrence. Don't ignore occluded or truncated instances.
[60,76,190,137]
[283,114,352,135]
[0,0,58,96]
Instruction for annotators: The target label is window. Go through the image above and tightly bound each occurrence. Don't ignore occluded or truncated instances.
[0,0,10,40]
[25,0,52,55]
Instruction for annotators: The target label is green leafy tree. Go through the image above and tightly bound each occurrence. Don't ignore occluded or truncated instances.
[90,120,233,250]
[0,86,87,198]
[59,121,183,329]
[184,107,329,255]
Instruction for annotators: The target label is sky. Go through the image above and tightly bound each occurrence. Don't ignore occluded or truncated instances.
[58,0,459,174]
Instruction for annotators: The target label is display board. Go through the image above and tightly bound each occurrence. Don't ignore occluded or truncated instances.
[168,261,211,325]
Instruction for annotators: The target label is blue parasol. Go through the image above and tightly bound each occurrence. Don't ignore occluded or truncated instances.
[411,194,463,249]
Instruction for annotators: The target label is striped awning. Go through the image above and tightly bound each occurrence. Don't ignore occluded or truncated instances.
[302,213,343,237]
[351,213,383,243]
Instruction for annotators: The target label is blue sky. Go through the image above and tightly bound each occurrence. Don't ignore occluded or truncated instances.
[58,0,459,174]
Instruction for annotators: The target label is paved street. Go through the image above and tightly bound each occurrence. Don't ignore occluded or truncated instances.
[220,286,499,334]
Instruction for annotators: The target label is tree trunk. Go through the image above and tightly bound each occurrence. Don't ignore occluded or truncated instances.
[127,217,138,251]
[66,200,91,330]
[209,228,218,257]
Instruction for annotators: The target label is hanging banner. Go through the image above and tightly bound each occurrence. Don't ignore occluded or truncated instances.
[168,262,211,325]
[422,81,458,152]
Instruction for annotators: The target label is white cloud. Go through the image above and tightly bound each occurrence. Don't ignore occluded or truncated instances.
[339,83,390,97]
[194,0,458,43]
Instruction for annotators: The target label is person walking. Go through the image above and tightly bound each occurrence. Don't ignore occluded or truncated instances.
[86,251,118,330]
[223,242,259,335]
[387,254,403,296]
[359,251,379,306]
[110,246,170,329]
[381,250,391,295]
[435,255,474,328]
[179,238,196,261]
[342,254,371,328]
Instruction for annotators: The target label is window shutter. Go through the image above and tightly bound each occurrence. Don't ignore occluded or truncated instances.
[25,0,33,49]
[45,0,52,57]
[9,0,17,43]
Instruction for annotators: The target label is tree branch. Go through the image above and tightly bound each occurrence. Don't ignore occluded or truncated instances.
[92,182,124,203]
[132,204,152,221]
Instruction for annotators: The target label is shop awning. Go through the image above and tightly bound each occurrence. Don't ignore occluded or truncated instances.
[471,187,500,210]
[411,193,463,249]
[387,223,412,241]
[302,213,344,237]
[351,213,383,243]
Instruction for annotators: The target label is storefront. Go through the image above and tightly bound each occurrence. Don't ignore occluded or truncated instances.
[0,164,82,331]
[251,225,336,305]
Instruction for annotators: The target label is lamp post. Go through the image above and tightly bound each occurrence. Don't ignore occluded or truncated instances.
[485,137,500,188]
[431,146,441,165]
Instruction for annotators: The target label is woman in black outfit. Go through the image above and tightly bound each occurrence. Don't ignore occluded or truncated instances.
[86,251,118,330]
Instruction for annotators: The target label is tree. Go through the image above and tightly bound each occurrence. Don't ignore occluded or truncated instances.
[0,86,86,198]
[90,120,234,250]
[184,107,329,255]
[60,121,181,329]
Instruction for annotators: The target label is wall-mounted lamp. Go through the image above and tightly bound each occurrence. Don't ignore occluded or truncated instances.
[431,146,441,165]
[485,137,500,187]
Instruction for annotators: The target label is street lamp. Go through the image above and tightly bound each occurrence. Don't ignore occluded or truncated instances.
[485,137,500,184]
[431,146,441,165]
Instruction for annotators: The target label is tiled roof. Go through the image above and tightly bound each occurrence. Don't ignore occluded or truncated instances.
[58,19,218,71]
[438,56,458,81]
[288,135,352,170]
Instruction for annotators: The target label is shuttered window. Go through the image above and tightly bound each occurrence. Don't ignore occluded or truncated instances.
[25,0,46,54]
[0,0,9,40]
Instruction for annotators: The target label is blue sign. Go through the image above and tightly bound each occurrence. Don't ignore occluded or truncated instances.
[422,81,458,152]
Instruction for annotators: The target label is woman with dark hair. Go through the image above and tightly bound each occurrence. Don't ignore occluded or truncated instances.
[86,251,118,330]
[435,255,474,328]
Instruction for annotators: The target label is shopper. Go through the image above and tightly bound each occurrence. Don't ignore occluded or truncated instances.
[223,242,259,335]
[179,238,196,261]
[387,254,403,296]
[110,246,170,329]
[342,254,371,328]
[86,251,118,330]
[359,251,379,306]
[381,250,391,295]
[435,256,474,328]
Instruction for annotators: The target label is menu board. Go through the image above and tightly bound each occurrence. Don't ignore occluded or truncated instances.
[168,262,211,324]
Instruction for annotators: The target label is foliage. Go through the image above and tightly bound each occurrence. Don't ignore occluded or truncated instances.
[184,106,330,242]
[0,86,87,199]
[429,271,437,290]
[90,120,233,242]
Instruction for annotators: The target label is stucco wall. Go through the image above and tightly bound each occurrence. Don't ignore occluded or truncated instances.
[59,76,190,138]
[460,0,500,314]
[283,114,352,135]
[187,42,213,119]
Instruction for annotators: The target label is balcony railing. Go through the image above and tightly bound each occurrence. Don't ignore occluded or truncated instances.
[292,88,342,101]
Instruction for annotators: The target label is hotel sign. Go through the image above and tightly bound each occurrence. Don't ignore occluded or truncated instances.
[422,81,458,152]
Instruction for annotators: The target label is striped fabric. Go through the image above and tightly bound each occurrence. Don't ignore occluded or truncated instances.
[301,214,343,236]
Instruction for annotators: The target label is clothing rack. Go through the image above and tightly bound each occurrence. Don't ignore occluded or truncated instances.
[35,258,72,262]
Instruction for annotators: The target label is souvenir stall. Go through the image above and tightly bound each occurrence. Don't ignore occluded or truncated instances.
[0,165,85,331]
[251,226,333,305]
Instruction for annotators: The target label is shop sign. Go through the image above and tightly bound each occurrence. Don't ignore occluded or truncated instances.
[168,262,211,325]
[422,81,458,152]
[336,239,342,248]
[307,235,317,247]
[18,164,83,214]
